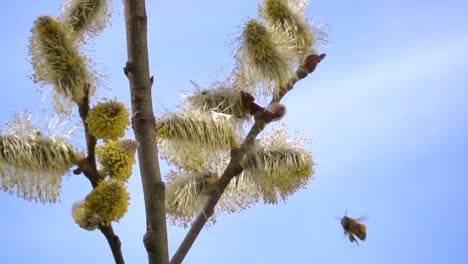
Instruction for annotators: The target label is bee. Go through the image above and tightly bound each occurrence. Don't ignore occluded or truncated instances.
[340,213,368,246]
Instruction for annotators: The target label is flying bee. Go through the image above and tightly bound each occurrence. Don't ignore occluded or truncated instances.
[339,213,368,246]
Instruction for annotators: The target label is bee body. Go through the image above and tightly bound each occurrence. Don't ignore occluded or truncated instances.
[340,215,367,246]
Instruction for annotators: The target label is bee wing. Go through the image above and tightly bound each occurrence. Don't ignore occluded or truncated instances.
[355,215,369,222]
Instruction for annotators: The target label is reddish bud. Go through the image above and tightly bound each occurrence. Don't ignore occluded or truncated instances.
[304,53,326,73]
[241,91,264,114]
[263,103,286,122]
[240,91,254,105]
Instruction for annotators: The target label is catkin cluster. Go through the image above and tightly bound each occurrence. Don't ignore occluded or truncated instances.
[163,0,324,227]
[75,98,134,229]
[73,180,129,229]
[73,99,134,229]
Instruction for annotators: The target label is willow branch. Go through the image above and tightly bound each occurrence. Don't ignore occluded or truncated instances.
[77,90,99,187]
[99,226,125,264]
[123,0,169,264]
[76,90,125,264]
[170,54,325,264]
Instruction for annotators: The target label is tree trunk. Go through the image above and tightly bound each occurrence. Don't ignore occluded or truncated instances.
[123,1,169,264]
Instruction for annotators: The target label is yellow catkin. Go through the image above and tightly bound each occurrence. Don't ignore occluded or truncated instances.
[29,15,95,113]
[86,100,130,140]
[84,180,129,226]
[95,139,137,181]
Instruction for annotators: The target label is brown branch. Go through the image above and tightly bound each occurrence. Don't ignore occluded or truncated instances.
[78,90,99,187]
[123,1,169,264]
[272,53,326,103]
[76,89,126,264]
[100,226,125,264]
[170,55,325,264]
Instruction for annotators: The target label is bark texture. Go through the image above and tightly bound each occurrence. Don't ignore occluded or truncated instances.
[123,1,169,264]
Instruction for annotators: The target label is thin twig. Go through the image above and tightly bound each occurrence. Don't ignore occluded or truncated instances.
[76,88,126,264]
[100,226,125,264]
[77,91,99,187]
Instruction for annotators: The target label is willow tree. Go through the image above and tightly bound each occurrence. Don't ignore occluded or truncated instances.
[1,0,326,263]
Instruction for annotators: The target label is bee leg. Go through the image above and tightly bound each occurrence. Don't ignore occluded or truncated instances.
[349,234,360,247]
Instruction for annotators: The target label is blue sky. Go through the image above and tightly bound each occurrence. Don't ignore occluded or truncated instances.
[1,0,468,263]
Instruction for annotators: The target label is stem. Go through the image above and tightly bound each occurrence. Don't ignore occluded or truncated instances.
[78,93,99,187]
[123,1,169,264]
[77,94,126,263]
[100,226,125,264]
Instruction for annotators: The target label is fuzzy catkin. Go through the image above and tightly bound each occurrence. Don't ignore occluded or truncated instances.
[156,112,235,170]
[166,171,218,227]
[242,144,314,204]
[235,19,296,97]
[183,85,250,119]
[0,135,80,203]
[86,100,130,140]
[29,15,95,113]
[62,0,111,39]
[84,180,129,226]
[96,139,137,181]
[260,0,314,56]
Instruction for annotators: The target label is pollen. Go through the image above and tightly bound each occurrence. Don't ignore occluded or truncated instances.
[84,179,129,226]
[86,99,130,141]
[95,139,137,181]
[360,224,367,232]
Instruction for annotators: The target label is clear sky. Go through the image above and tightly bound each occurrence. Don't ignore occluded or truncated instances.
[1,0,468,263]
